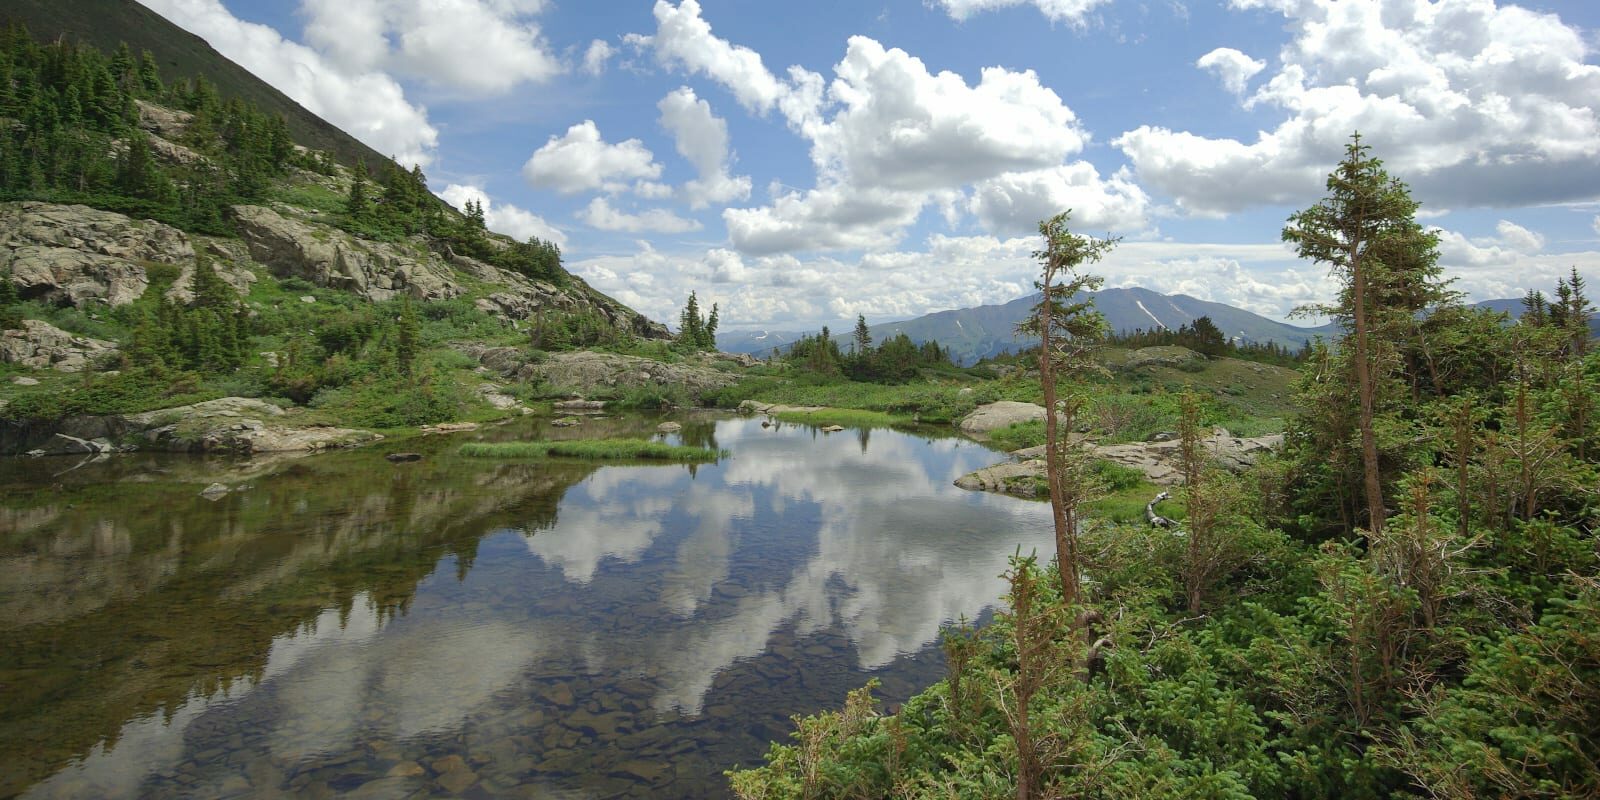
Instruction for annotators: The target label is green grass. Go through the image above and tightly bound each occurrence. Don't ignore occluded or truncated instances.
[459,439,725,461]
[770,408,911,428]
[987,419,1045,451]
[1081,460,1180,524]
[266,181,348,216]
[711,371,1035,424]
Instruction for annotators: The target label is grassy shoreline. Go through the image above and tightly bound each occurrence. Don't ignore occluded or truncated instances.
[459,438,726,462]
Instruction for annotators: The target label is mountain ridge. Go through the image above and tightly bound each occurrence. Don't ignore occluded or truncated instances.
[720,287,1336,365]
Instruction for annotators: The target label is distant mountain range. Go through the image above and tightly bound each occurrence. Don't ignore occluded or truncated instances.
[720,288,1598,366]
[719,287,1338,365]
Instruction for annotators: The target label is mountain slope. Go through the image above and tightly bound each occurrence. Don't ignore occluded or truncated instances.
[2,0,389,171]
[720,288,1332,365]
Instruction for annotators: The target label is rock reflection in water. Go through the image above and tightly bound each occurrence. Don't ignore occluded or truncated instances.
[2,415,1052,799]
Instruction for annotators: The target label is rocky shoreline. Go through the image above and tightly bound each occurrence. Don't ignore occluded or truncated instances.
[2,397,381,457]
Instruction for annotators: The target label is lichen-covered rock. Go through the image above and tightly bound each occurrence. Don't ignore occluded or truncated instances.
[233,204,461,302]
[144,133,206,166]
[1,397,380,456]
[162,247,256,304]
[737,400,825,415]
[135,99,193,139]
[121,397,380,454]
[1092,431,1283,483]
[0,319,119,372]
[954,460,1045,497]
[480,349,740,403]
[958,401,1049,438]
[1123,346,1203,369]
[0,202,194,307]
[956,431,1286,493]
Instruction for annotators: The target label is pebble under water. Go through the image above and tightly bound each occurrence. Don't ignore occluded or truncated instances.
[0,414,1054,799]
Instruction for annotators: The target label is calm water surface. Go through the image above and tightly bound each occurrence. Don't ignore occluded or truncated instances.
[0,414,1052,799]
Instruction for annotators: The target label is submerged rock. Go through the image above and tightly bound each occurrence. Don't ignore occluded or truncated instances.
[657,421,682,433]
[385,452,423,463]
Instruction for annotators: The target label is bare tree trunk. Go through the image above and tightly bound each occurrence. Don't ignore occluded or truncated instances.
[1039,262,1078,608]
[1351,243,1386,536]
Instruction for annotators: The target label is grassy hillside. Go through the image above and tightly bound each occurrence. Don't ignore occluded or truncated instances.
[1,0,390,171]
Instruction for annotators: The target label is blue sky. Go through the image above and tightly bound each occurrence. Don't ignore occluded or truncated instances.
[142,0,1600,331]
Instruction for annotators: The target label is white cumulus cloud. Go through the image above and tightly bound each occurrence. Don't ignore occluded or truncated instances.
[578,198,702,233]
[968,164,1151,235]
[629,3,1148,255]
[625,0,793,116]
[1117,0,1600,215]
[1196,47,1266,95]
[141,0,438,166]
[657,87,752,209]
[582,39,615,76]
[521,121,663,194]
[300,0,561,93]
[931,0,1112,26]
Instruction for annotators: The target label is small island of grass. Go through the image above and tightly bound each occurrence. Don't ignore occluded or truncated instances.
[459,439,726,462]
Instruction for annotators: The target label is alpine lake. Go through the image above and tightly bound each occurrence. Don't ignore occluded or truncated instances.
[0,412,1054,799]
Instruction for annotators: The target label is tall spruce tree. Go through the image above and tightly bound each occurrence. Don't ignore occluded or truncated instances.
[1018,211,1116,607]
[1283,134,1444,536]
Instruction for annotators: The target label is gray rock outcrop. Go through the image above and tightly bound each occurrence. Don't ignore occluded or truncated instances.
[0,202,194,307]
[135,100,193,139]
[2,396,380,456]
[954,460,1046,497]
[737,400,825,415]
[231,205,669,339]
[958,401,1049,438]
[1123,346,1203,369]
[232,204,461,302]
[474,349,740,403]
[956,430,1285,494]
[0,320,119,372]
[1093,430,1283,484]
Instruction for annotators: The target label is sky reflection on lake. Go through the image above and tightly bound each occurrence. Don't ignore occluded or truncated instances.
[2,415,1053,798]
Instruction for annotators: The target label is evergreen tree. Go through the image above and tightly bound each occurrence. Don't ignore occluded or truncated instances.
[137,50,163,95]
[677,292,717,352]
[703,303,718,350]
[396,298,420,376]
[852,314,871,355]
[347,160,370,219]
[1018,210,1116,607]
[1283,133,1444,537]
